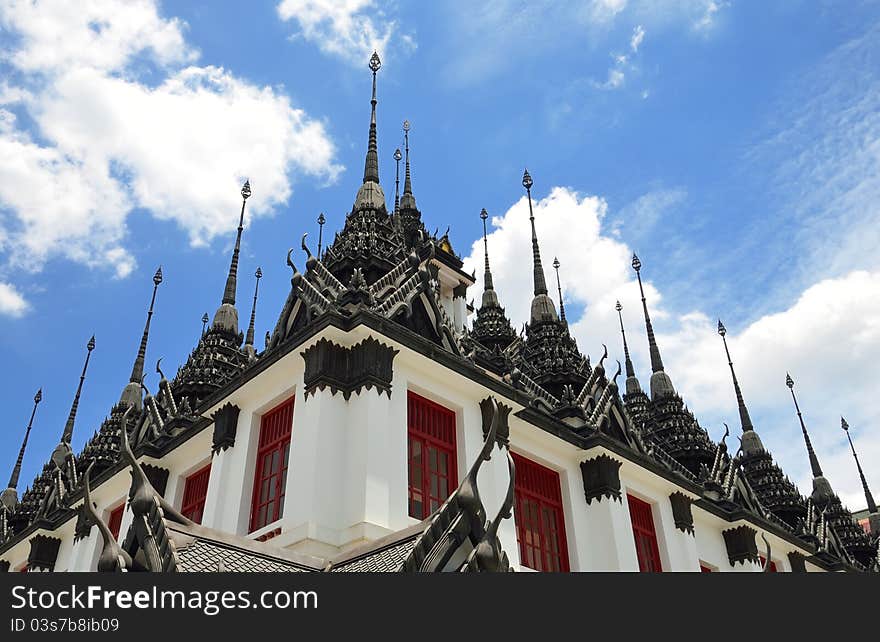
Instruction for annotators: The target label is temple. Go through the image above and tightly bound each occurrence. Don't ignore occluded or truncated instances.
[0,53,876,574]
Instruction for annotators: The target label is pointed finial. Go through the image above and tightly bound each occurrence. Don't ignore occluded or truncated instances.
[201,312,209,336]
[615,300,637,382]
[717,318,754,434]
[317,213,326,259]
[121,265,162,396]
[220,180,250,308]
[522,169,548,298]
[786,373,825,480]
[61,336,95,444]
[480,207,495,294]
[552,257,566,322]
[841,416,877,514]
[245,267,262,348]
[393,147,402,213]
[400,120,417,210]
[2,388,42,507]
[631,253,664,374]
[362,51,381,184]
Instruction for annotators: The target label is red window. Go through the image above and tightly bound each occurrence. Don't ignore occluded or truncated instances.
[249,397,294,533]
[512,453,570,572]
[181,464,212,524]
[759,556,778,572]
[628,494,662,572]
[107,504,125,541]
[407,392,458,520]
[700,564,714,573]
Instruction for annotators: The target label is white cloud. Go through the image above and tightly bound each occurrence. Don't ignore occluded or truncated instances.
[0,281,29,317]
[630,24,646,52]
[692,1,728,33]
[464,186,880,512]
[0,0,342,278]
[276,0,412,65]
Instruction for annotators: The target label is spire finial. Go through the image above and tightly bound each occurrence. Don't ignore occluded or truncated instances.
[245,267,262,348]
[786,373,824,479]
[523,169,548,297]
[3,388,42,505]
[552,257,566,322]
[220,180,250,308]
[201,312,209,336]
[129,267,162,385]
[631,253,664,373]
[480,208,494,292]
[317,213,326,259]
[393,148,402,213]
[61,336,95,444]
[717,319,754,434]
[841,417,877,514]
[616,301,636,380]
[362,51,381,184]
[399,120,417,210]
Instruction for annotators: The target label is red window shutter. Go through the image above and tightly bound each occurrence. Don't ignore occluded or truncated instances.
[249,397,294,533]
[181,463,212,525]
[407,392,458,520]
[107,504,125,541]
[700,564,713,573]
[759,556,778,572]
[512,453,570,572]
[628,494,662,572]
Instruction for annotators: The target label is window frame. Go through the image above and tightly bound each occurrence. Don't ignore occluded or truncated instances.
[627,493,663,572]
[180,463,212,525]
[248,397,294,534]
[511,452,571,572]
[406,391,458,520]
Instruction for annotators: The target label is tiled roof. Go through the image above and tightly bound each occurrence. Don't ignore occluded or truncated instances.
[329,536,418,572]
[176,538,311,573]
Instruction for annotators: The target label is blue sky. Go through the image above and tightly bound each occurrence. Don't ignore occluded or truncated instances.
[1,0,878,511]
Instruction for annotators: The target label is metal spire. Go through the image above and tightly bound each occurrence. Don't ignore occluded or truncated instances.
[717,320,754,433]
[631,253,664,373]
[61,336,95,444]
[552,257,566,322]
[201,312,209,336]
[393,148,402,214]
[616,301,635,379]
[399,120,417,210]
[841,417,877,514]
[5,389,42,496]
[363,51,381,184]
[317,213,326,259]
[481,208,494,291]
[221,180,250,307]
[245,267,262,348]
[119,267,162,410]
[523,169,548,296]
[786,373,824,479]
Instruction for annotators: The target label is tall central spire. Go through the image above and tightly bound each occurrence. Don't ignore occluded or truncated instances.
[480,208,499,307]
[213,181,251,336]
[786,373,833,505]
[363,51,381,185]
[523,169,547,296]
[353,52,386,212]
[522,169,558,325]
[120,268,163,409]
[1,389,42,509]
[841,417,877,514]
